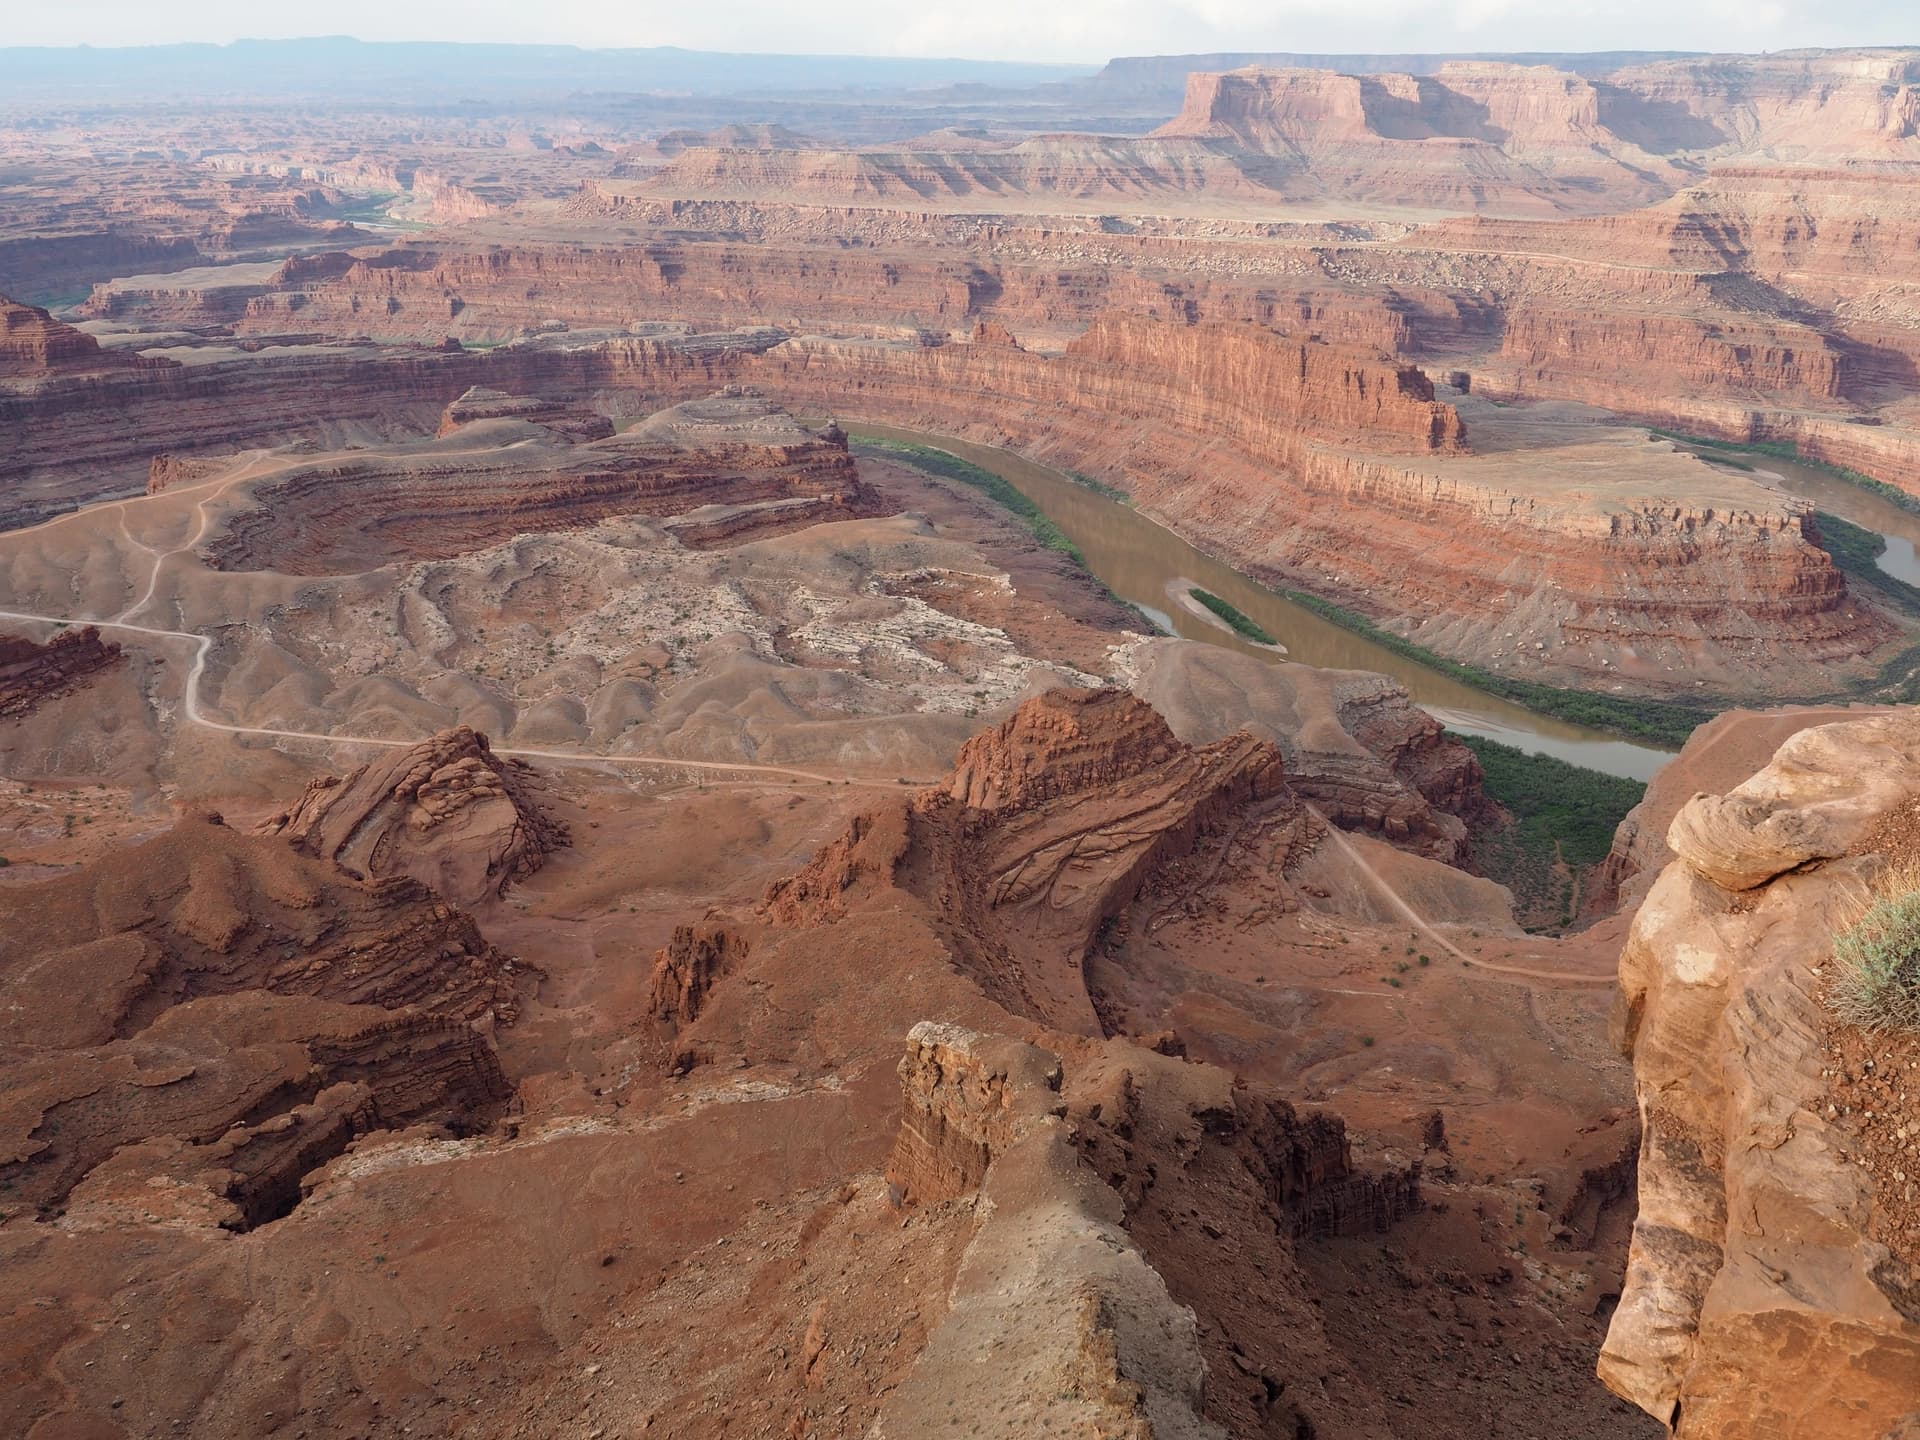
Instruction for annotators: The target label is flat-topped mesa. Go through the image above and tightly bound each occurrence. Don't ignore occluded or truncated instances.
[0,297,171,381]
[1156,61,1614,151]
[1483,306,1851,410]
[217,239,980,339]
[200,391,875,574]
[1156,66,1380,145]
[1160,51,1920,166]
[1151,63,1682,212]
[1607,48,1920,158]
[256,725,566,905]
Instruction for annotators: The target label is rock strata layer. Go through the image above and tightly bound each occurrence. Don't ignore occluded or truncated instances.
[0,814,521,1225]
[0,626,123,721]
[766,687,1296,1032]
[1604,711,1920,1435]
[256,725,566,904]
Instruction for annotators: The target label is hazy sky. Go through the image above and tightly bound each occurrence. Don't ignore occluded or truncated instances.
[11,0,1917,62]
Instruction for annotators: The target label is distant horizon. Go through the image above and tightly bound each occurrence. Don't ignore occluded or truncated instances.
[10,1,1917,67]
[2,33,1855,61]
[4,32,1917,72]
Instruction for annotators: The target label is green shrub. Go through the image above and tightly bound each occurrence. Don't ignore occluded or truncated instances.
[1068,470,1133,505]
[1273,585,1711,746]
[1830,885,1920,1031]
[1190,588,1277,645]
[1813,511,1920,616]
[1459,735,1646,872]
[851,436,1088,565]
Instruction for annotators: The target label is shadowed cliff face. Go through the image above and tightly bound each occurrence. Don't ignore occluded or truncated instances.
[764,686,1299,1033]
[1604,711,1920,1436]
[0,625,123,721]
[0,813,522,1226]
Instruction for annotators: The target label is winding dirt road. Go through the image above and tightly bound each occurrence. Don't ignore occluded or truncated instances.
[1306,805,1617,986]
[0,602,875,790]
[0,451,922,788]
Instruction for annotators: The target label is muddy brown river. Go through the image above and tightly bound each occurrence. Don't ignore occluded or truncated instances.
[855,424,1681,780]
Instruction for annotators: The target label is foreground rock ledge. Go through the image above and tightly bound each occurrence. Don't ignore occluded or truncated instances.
[1603,711,1920,1437]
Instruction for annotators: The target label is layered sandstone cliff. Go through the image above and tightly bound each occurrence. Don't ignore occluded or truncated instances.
[437,384,614,440]
[0,626,123,721]
[201,390,873,573]
[5,306,1887,695]
[0,297,170,380]
[747,322,1884,695]
[1155,63,1684,214]
[0,814,521,1227]
[1603,712,1920,1435]
[766,687,1297,1032]
[256,726,566,904]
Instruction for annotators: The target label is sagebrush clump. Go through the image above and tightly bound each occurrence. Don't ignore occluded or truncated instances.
[1829,884,1920,1032]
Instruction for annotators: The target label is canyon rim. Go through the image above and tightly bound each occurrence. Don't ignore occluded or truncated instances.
[2,16,1920,1440]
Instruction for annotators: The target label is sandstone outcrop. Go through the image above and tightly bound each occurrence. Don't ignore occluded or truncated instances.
[877,1020,1426,1438]
[0,626,123,721]
[766,687,1297,1032]
[255,726,566,903]
[1124,638,1494,861]
[145,452,229,494]
[1603,711,1920,1435]
[437,383,614,441]
[1155,63,1685,215]
[4,994,510,1229]
[647,921,746,1029]
[1584,705,1888,918]
[874,1022,1225,1439]
[884,1019,1066,1206]
[0,815,522,1224]
[0,296,168,380]
[201,391,875,573]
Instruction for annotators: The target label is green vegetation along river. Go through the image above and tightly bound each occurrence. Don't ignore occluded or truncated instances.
[853,424,1682,781]
[1671,437,1920,587]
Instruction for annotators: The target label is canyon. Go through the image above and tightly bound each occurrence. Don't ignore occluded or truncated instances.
[2,33,1918,1440]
